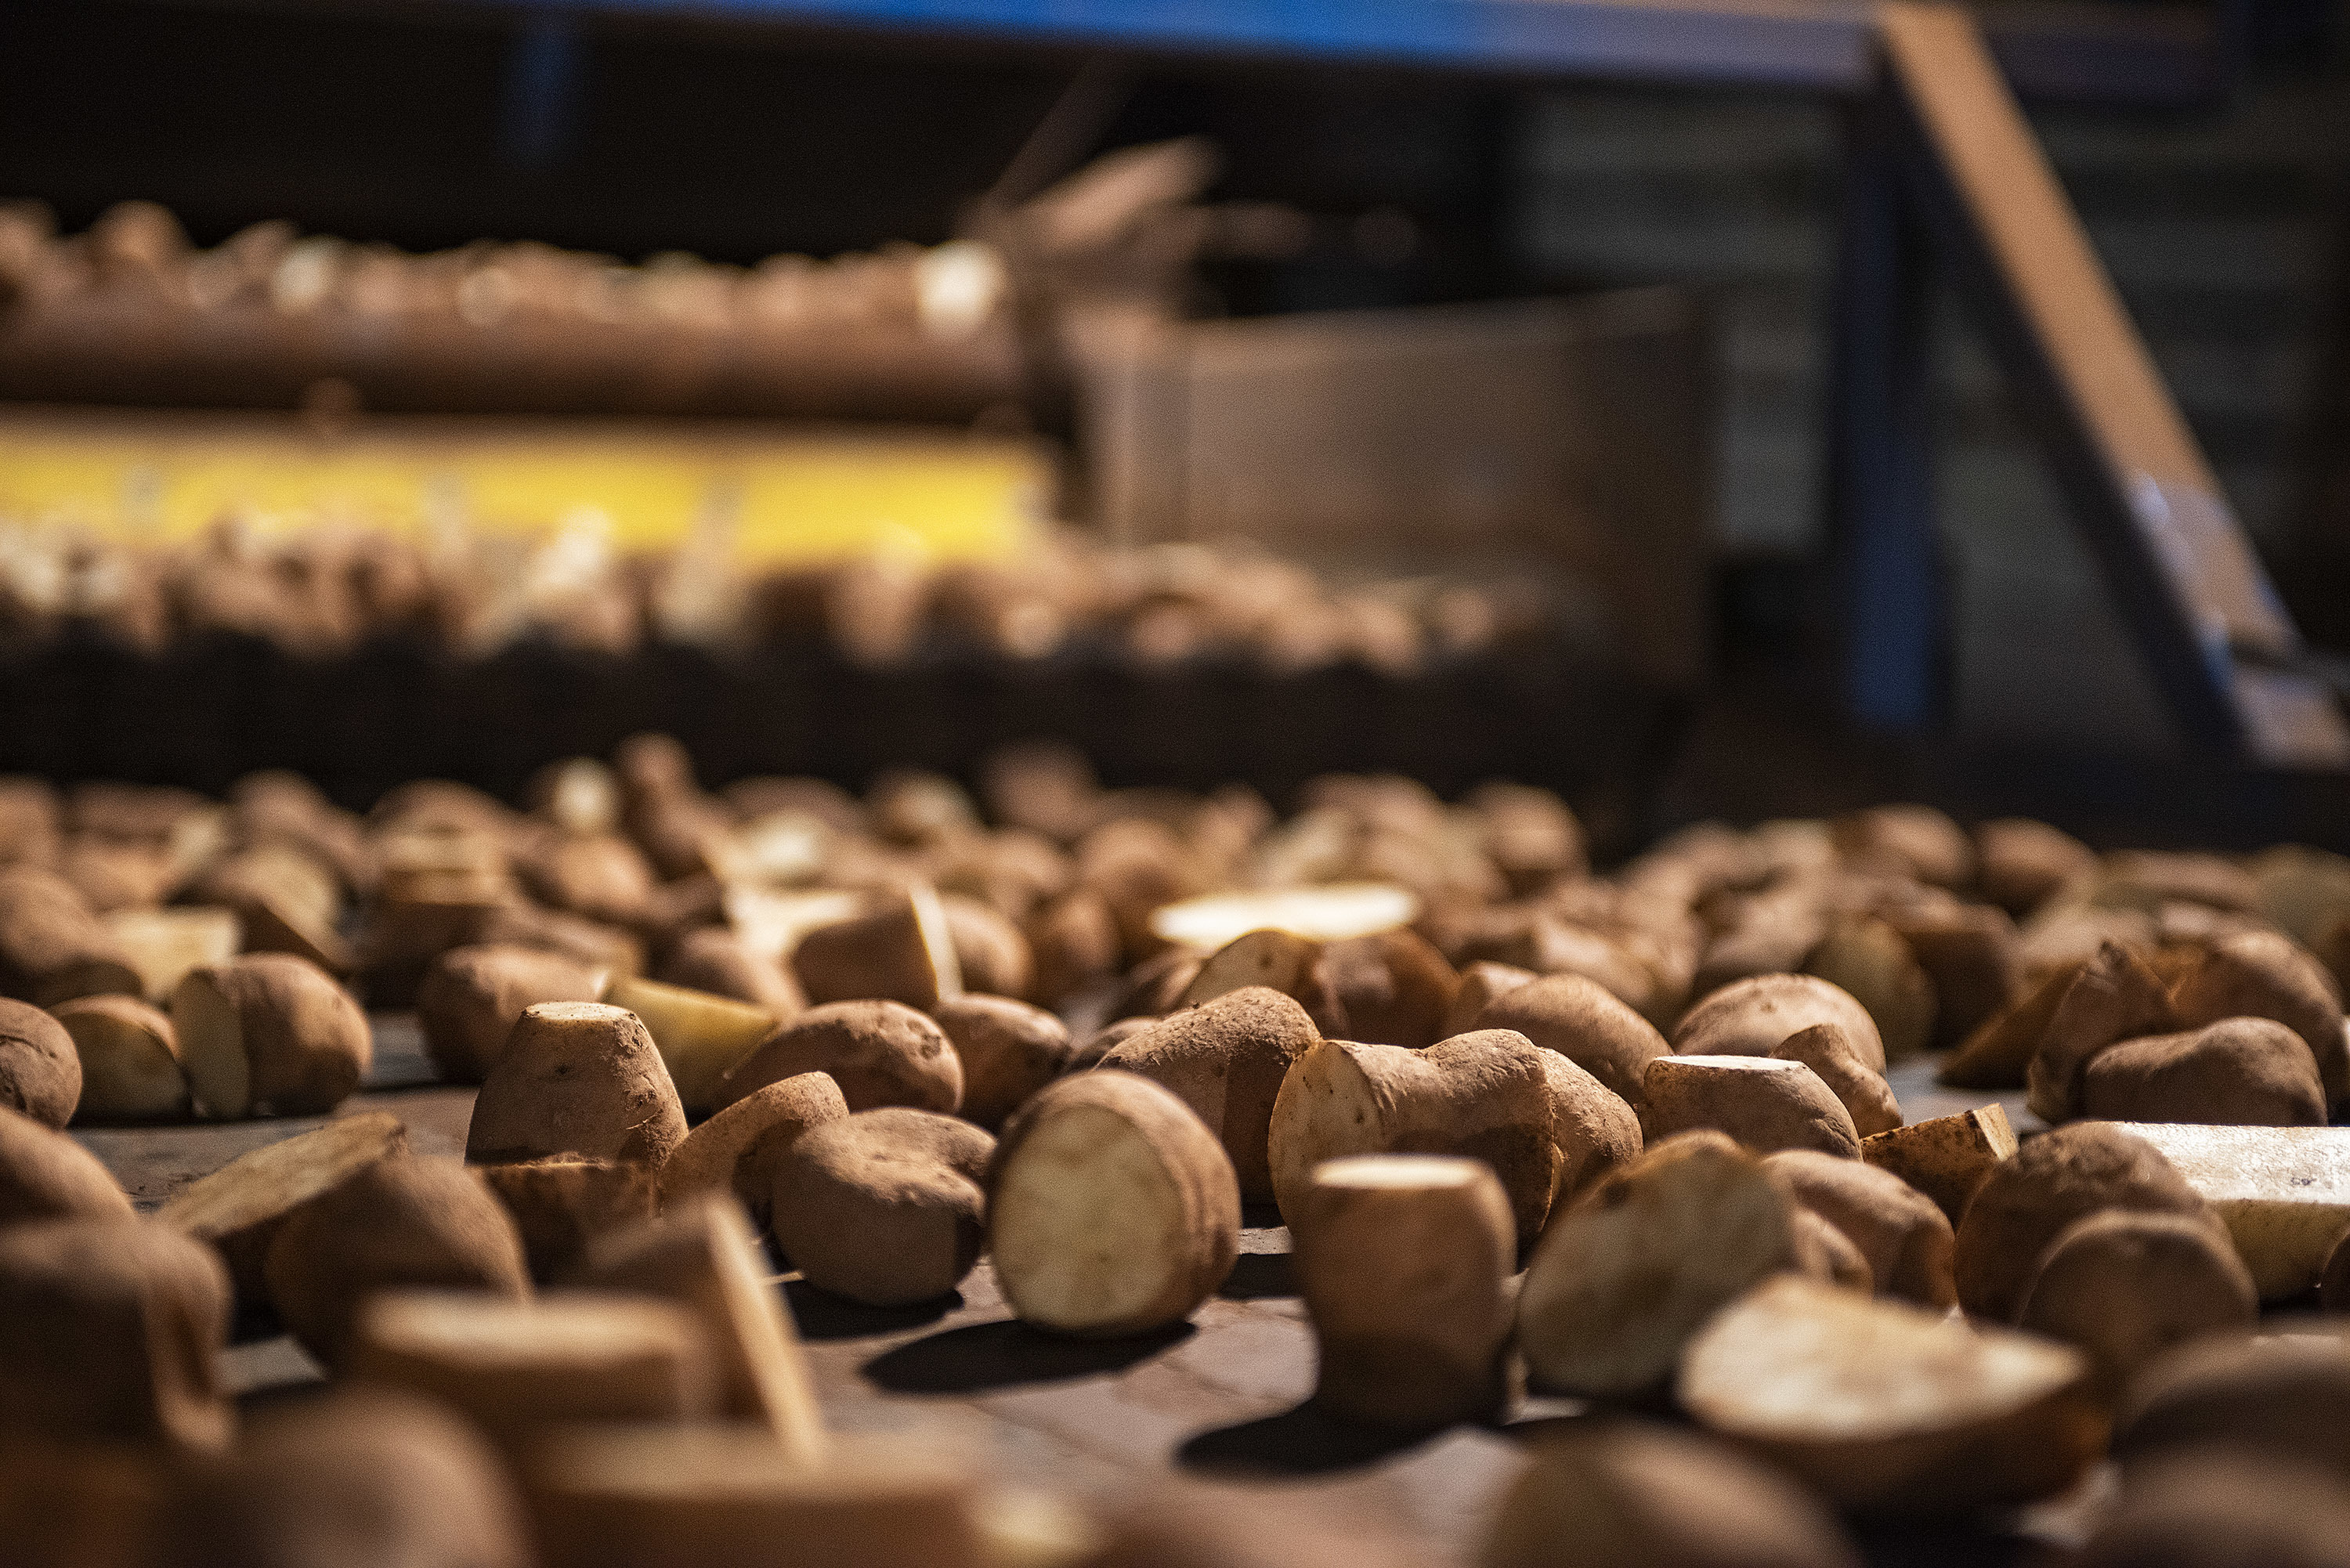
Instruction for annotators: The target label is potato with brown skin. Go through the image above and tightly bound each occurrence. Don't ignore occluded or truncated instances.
[769,1109,993,1307]
[1976,818,2095,915]
[1765,1150,1955,1306]
[1860,1104,2017,1227]
[154,1389,533,1568]
[2016,1210,2255,1396]
[1442,959,1535,1039]
[2024,940,2174,1123]
[156,1112,406,1308]
[930,993,1070,1132]
[1473,971,1669,1111]
[1795,1208,1873,1291]
[171,953,371,1119]
[1832,804,1972,887]
[657,1071,848,1227]
[988,1072,1238,1339]
[2111,1332,2350,1474]
[263,1154,531,1369]
[1517,1131,1806,1399]
[0,1102,136,1225]
[1885,901,2020,1049]
[0,867,141,1004]
[0,1217,232,1451]
[2167,928,2348,1106]
[478,1157,657,1281]
[1678,1275,2102,1517]
[1270,1030,1560,1240]
[1770,1021,1900,1137]
[465,1001,685,1168]
[1954,1121,2215,1321]
[1641,1056,1861,1158]
[718,999,960,1116]
[657,925,805,1017]
[1482,1421,1861,1568]
[1180,927,1347,1035]
[1537,1049,1642,1212]
[2077,1448,2350,1568]
[938,894,1032,1001]
[1023,887,1120,1007]
[514,832,657,929]
[1939,960,2073,1089]
[415,944,608,1085]
[1802,917,1935,1064]
[0,996,79,1128]
[2081,1017,2326,1127]
[52,994,185,1122]
[1672,974,1886,1073]
[1102,987,1318,1204]
[791,887,963,1010]
[1314,929,1457,1049]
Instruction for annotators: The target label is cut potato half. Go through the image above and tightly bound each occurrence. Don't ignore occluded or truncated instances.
[103,907,239,1004]
[1148,883,1418,951]
[2111,1121,2350,1299]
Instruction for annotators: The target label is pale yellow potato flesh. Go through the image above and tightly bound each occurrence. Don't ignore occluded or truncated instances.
[724,887,866,969]
[602,974,779,1116]
[2110,1121,2350,1299]
[103,907,240,1004]
[168,968,250,1119]
[992,1103,1185,1334]
[1148,883,1418,950]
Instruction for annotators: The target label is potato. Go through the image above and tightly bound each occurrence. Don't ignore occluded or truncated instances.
[1024,888,1121,1006]
[157,1111,405,1306]
[1769,1021,1900,1137]
[465,1001,685,1168]
[1885,901,2019,1049]
[1860,1104,2016,1227]
[1536,1047,1641,1211]
[1517,1131,1804,1398]
[0,1102,136,1225]
[791,886,963,1010]
[0,1217,231,1451]
[1315,929,1457,1050]
[770,1108,994,1306]
[718,999,960,1115]
[262,1153,531,1369]
[2117,1121,2350,1299]
[2024,940,2174,1123]
[931,993,1071,1132]
[350,1289,715,1451]
[170,953,371,1119]
[1953,1121,2213,1321]
[154,1389,532,1568]
[2167,928,2349,1106]
[0,868,141,1004]
[657,1071,847,1227]
[1289,1154,1512,1428]
[522,1427,985,1568]
[1766,1150,1954,1306]
[1672,974,1885,1073]
[577,1195,826,1458]
[939,894,1033,1000]
[414,944,608,1085]
[478,1156,657,1281]
[1937,960,2070,1089]
[1269,1029,1559,1238]
[1832,804,1972,887]
[602,974,780,1117]
[1105,946,1203,1024]
[1678,1274,2100,1516]
[1482,1420,1860,1568]
[1640,1055,1860,1158]
[2080,1017,2326,1126]
[532,757,623,837]
[988,1071,1237,1338]
[103,907,239,1003]
[657,925,805,1017]
[1144,883,1418,952]
[1472,971,1669,1110]
[1102,987,1318,1203]
[1179,927,1345,1035]
[52,994,185,1122]
[0,996,79,1127]
[1441,959,1535,1039]
[2016,1210,2256,1396]
[1976,818,2095,915]
[2077,1447,2350,1568]
[1802,916,1934,1064]
[515,833,656,927]
[2111,1331,2350,1472]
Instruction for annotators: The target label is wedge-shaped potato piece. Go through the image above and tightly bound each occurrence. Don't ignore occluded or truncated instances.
[2023,940,2171,1124]
[1766,1151,1954,1307]
[770,1109,993,1307]
[1104,986,1318,1203]
[103,906,238,1005]
[2110,1331,2350,1473]
[479,1157,657,1281]
[465,1002,685,1169]
[52,995,185,1122]
[157,1111,405,1307]
[790,886,963,1010]
[602,975,779,1118]
[989,1071,1238,1339]
[718,999,960,1116]
[350,1289,715,1451]
[1673,974,1885,1073]
[1937,962,2070,1090]
[2113,1122,2350,1300]
[658,1071,847,1227]
[2016,1211,2255,1396]
[416,944,609,1085]
[170,953,371,1119]
[2081,1018,2325,1127]
[1641,1055,1860,1158]
[1860,1104,2016,1227]
[0,996,80,1129]
[1473,972,1668,1111]
[577,1195,826,1461]
[0,1217,232,1452]
[264,1153,532,1371]
[1291,1154,1512,1429]
[1679,1275,2102,1516]
[1483,1420,1860,1568]
[1770,1022,1900,1138]
[1268,1029,1559,1238]
[1536,1048,1641,1212]
[931,994,1071,1133]
[1517,1131,1802,1399]
[523,1427,986,1568]
[1148,883,1418,952]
